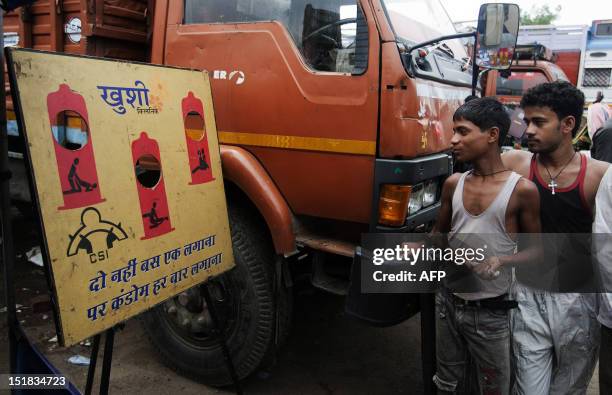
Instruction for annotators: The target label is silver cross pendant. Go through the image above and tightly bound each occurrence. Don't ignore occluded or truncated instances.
[548,179,558,195]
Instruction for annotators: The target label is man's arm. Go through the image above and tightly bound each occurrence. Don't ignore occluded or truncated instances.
[585,158,611,209]
[499,178,541,268]
[516,178,541,233]
[425,173,460,251]
[432,173,460,234]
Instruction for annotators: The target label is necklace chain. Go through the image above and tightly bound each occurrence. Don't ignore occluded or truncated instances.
[539,152,577,195]
[471,169,510,177]
[540,151,576,182]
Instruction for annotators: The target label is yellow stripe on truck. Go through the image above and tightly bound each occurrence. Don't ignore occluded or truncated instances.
[218,131,376,156]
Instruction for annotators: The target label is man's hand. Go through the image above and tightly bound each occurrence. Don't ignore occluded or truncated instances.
[468,256,503,280]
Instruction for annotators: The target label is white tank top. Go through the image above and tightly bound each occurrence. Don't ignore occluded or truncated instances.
[448,171,521,300]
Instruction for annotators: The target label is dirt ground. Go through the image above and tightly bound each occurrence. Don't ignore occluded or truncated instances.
[0,208,601,394]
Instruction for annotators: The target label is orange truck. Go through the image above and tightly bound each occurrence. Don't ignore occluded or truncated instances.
[4,0,517,385]
[484,44,571,108]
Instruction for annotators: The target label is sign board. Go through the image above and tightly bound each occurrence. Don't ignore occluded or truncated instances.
[7,48,235,346]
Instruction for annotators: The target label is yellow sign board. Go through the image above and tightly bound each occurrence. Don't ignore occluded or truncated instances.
[7,49,235,346]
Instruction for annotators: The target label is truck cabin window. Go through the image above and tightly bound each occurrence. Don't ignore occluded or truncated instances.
[595,22,612,36]
[495,70,548,97]
[183,0,368,74]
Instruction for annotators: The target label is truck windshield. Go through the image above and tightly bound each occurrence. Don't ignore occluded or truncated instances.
[381,0,467,61]
[495,70,548,96]
[595,22,612,36]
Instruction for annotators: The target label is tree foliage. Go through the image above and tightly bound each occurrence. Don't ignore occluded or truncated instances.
[520,5,561,25]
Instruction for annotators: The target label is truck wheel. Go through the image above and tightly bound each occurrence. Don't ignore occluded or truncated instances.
[141,203,292,386]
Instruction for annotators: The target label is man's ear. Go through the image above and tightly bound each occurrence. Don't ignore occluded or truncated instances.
[560,115,576,136]
[488,126,500,144]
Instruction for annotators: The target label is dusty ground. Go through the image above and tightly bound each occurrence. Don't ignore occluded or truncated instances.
[0,209,601,394]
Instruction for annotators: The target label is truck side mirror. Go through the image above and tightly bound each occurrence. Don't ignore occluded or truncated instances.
[475,3,519,70]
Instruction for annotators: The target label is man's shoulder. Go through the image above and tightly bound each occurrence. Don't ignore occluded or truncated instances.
[513,176,539,203]
[586,156,610,185]
[442,172,463,194]
[446,172,463,184]
[501,149,532,169]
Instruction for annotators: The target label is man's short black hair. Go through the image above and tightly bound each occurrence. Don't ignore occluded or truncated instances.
[453,97,510,147]
[520,81,585,137]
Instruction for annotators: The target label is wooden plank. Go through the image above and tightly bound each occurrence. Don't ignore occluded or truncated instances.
[49,0,64,52]
[95,0,104,27]
[89,25,147,43]
[18,5,34,48]
[104,5,145,20]
[102,14,147,32]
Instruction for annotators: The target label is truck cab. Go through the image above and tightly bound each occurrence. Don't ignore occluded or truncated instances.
[153,0,473,243]
[485,44,570,107]
[580,19,612,104]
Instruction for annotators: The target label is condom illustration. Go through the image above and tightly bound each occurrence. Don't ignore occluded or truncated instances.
[47,84,105,209]
[131,132,174,239]
[182,91,215,185]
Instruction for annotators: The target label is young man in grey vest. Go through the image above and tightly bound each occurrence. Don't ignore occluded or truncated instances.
[433,97,541,394]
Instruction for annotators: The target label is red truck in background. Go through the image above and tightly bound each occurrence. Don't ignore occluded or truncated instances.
[517,25,585,85]
[517,21,612,105]
[484,43,571,107]
[3,0,519,386]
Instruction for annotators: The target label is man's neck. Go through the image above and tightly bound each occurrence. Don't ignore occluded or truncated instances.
[471,152,506,176]
[538,142,576,169]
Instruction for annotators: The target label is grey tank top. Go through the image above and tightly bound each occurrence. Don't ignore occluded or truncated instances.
[447,171,521,300]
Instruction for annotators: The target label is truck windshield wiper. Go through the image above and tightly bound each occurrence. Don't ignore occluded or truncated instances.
[433,42,455,59]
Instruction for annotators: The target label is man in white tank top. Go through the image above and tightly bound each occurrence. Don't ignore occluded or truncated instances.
[432,98,541,394]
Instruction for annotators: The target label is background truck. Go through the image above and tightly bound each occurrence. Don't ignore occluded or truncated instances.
[3,0,510,386]
[484,43,571,108]
[516,21,612,105]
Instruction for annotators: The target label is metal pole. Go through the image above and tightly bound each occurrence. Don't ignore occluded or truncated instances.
[99,328,115,395]
[472,34,479,97]
[202,283,243,395]
[420,293,436,395]
[0,9,19,375]
[84,334,101,395]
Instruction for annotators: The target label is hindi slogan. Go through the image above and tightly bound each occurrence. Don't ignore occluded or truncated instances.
[86,235,221,322]
[97,80,157,115]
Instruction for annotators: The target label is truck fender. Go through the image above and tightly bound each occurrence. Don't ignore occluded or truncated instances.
[220,145,296,254]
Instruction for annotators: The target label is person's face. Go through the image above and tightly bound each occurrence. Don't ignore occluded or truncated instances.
[451,118,499,162]
[522,106,574,153]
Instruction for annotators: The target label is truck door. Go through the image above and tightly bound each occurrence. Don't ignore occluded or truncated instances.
[162,0,380,224]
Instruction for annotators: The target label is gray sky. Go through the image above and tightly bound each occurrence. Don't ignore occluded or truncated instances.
[440,0,611,26]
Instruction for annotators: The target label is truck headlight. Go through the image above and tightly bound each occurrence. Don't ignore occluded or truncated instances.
[408,183,424,215]
[422,180,438,208]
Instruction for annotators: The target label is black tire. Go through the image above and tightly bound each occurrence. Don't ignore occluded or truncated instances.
[141,202,292,386]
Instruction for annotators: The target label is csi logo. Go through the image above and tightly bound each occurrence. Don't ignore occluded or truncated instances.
[66,207,128,263]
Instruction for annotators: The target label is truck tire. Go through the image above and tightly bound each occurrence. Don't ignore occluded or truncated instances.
[141,203,292,386]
